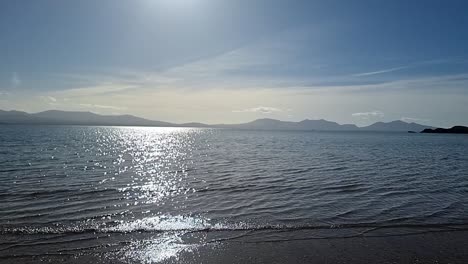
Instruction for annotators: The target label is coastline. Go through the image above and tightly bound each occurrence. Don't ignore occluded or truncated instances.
[177,230,468,264]
[2,229,467,263]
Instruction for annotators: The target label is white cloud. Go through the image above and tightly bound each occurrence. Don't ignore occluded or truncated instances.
[352,59,463,78]
[11,72,21,87]
[39,96,58,105]
[233,106,284,114]
[401,117,430,123]
[352,66,410,77]
[79,103,126,110]
[51,84,137,98]
[352,110,385,118]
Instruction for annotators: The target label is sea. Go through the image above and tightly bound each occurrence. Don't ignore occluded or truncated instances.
[0,125,467,263]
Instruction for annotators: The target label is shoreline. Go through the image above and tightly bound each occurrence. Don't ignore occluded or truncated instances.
[170,229,468,264]
[2,230,467,263]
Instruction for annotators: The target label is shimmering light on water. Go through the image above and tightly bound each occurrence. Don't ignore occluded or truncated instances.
[123,232,196,263]
[1,126,468,262]
[98,127,199,207]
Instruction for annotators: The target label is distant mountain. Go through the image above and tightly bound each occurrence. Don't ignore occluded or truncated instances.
[0,110,175,127]
[0,110,38,123]
[34,110,177,126]
[360,120,431,132]
[220,118,431,132]
[297,119,359,131]
[0,109,434,132]
[179,122,211,128]
[219,118,296,130]
[220,118,359,131]
[421,126,468,134]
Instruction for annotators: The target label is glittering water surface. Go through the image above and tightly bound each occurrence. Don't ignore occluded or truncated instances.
[0,125,467,262]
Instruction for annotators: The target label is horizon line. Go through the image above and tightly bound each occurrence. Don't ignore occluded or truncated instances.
[0,108,446,128]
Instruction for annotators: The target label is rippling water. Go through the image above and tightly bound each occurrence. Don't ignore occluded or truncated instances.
[1,125,467,262]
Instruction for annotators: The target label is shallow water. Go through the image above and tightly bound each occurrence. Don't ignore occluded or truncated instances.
[1,125,467,262]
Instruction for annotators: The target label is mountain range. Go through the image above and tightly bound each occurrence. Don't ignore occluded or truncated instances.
[0,109,432,132]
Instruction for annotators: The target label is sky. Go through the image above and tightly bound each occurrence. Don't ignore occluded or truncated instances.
[1,0,468,127]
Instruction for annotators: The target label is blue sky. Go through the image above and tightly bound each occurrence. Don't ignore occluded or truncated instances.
[1,0,468,126]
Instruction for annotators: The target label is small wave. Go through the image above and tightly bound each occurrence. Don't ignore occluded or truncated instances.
[2,215,468,236]
[104,215,226,233]
[30,188,118,197]
[120,233,196,263]
[321,183,366,191]
[2,216,468,263]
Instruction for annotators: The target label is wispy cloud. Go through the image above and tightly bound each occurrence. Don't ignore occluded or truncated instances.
[39,96,58,104]
[51,84,137,98]
[233,106,284,114]
[78,103,126,110]
[352,110,384,118]
[352,66,410,77]
[351,58,464,78]
[401,116,430,123]
[11,72,21,87]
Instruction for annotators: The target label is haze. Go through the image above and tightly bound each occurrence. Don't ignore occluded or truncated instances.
[1,0,468,127]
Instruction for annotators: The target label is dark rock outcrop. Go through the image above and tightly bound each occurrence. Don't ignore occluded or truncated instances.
[421,126,468,134]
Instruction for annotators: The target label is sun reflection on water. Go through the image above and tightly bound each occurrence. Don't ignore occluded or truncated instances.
[108,127,200,205]
[103,127,205,263]
[89,126,206,215]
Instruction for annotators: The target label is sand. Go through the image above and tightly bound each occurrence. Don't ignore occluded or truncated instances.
[2,230,467,264]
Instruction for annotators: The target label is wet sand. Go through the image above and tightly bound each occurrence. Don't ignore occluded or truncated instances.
[173,230,468,264]
[2,230,467,263]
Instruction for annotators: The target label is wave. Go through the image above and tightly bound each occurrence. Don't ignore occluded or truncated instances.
[2,215,468,235]
[7,187,119,198]
[2,215,468,263]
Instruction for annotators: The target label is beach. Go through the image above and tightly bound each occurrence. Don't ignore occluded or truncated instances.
[2,230,467,263]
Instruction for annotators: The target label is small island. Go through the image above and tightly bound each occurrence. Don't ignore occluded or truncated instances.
[421,126,468,134]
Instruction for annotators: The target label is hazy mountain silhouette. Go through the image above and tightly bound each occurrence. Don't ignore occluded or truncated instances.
[0,109,434,131]
[35,110,175,126]
[218,118,359,131]
[0,110,173,127]
[360,120,431,132]
[0,110,39,123]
